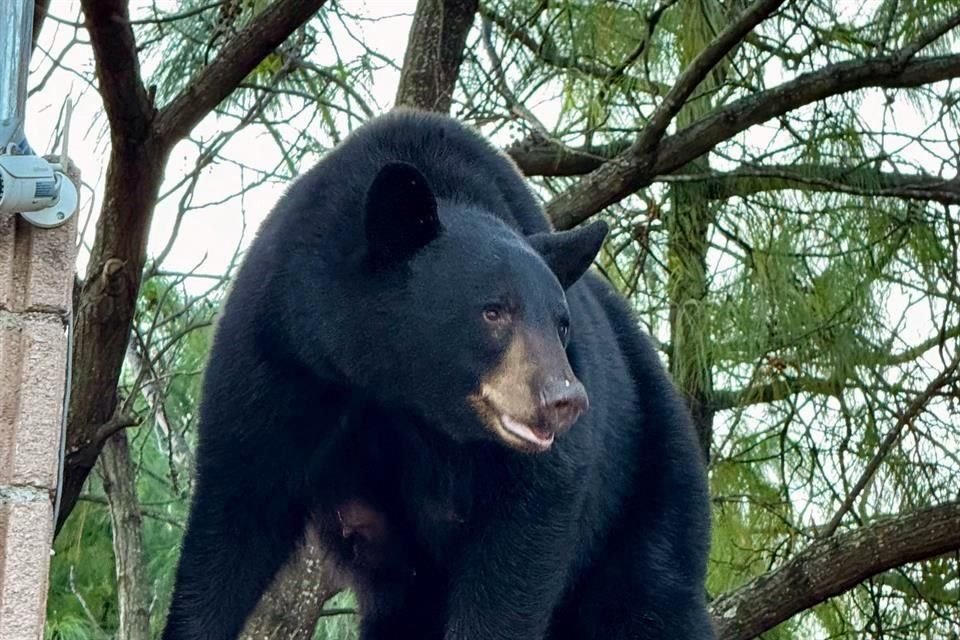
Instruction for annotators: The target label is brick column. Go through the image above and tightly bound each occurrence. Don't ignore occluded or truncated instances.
[0,166,77,640]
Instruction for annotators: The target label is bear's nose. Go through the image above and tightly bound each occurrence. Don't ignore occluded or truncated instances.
[540,378,589,434]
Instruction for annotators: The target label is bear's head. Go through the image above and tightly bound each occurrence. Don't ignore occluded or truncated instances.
[331,162,607,454]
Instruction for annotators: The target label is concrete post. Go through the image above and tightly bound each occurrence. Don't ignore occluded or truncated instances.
[0,163,77,639]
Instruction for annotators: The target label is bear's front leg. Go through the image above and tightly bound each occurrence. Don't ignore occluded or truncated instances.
[443,483,581,640]
[163,457,310,640]
[162,390,338,640]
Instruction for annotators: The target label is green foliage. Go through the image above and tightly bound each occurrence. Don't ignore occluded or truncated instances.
[47,502,116,639]
[138,0,288,105]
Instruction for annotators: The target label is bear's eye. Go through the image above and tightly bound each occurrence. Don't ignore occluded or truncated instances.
[483,305,507,324]
[558,318,570,339]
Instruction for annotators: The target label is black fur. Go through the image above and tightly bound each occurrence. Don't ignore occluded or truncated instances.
[162,110,713,640]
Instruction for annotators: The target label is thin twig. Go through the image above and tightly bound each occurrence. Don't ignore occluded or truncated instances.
[820,350,960,537]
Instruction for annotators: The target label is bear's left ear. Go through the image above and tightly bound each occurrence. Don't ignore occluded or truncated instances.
[528,220,608,289]
[365,162,442,266]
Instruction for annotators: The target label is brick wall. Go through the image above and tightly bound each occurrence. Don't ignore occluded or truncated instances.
[0,196,76,639]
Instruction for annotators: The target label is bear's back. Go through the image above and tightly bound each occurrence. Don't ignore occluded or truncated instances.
[263,111,552,256]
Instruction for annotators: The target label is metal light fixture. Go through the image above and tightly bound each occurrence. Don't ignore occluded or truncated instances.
[0,0,78,228]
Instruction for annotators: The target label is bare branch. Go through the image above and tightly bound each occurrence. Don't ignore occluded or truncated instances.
[93,411,141,445]
[507,136,632,176]
[64,410,140,477]
[480,17,547,134]
[712,502,960,640]
[633,0,787,156]
[32,0,51,50]
[546,53,960,229]
[317,608,358,618]
[79,494,184,529]
[239,527,342,640]
[156,0,329,145]
[659,165,960,206]
[509,140,960,206]
[896,9,960,62]
[820,351,960,537]
[658,55,960,180]
[710,376,844,412]
[478,4,667,95]
[79,0,154,144]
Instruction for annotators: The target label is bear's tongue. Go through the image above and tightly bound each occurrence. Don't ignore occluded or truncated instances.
[500,414,554,450]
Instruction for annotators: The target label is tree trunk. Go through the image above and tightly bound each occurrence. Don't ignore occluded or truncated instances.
[60,140,168,534]
[61,8,336,638]
[395,0,479,113]
[667,159,715,460]
[31,0,50,50]
[100,430,151,640]
[61,0,330,536]
[665,9,720,461]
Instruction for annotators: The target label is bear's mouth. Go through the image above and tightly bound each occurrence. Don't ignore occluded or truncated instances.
[497,413,555,452]
[490,406,554,453]
[469,387,557,454]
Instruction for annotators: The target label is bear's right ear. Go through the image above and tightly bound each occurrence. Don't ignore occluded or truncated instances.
[528,220,608,289]
[365,162,442,266]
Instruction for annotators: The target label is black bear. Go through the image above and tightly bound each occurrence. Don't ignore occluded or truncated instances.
[162,110,713,640]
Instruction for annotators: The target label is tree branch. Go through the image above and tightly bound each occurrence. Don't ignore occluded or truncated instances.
[479,4,666,96]
[660,165,960,206]
[93,411,141,445]
[509,139,960,206]
[79,494,183,529]
[64,410,140,473]
[238,527,342,640]
[32,0,51,50]
[896,9,960,62]
[507,136,632,176]
[546,53,960,229]
[79,0,154,144]
[395,0,479,113]
[711,317,960,410]
[711,501,960,640]
[709,375,844,411]
[655,55,960,184]
[480,16,547,134]
[874,324,960,367]
[633,0,786,156]
[155,0,328,145]
[820,350,960,537]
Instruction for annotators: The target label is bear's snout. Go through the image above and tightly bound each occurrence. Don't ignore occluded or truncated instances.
[470,326,589,452]
[539,376,589,435]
